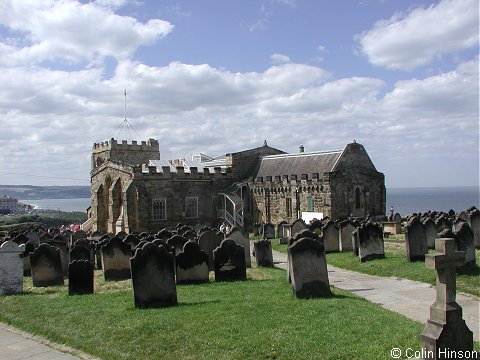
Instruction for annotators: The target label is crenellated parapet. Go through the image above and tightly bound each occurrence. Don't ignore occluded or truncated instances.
[135,164,236,181]
[248,172,331,194]
[93,138,159,152]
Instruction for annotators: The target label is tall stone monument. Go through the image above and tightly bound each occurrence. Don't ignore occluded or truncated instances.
[420,238,473,359]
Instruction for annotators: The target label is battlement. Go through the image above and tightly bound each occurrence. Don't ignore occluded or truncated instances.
[250,172,330,185]
[136,164,235,181]
[93,138,159,152]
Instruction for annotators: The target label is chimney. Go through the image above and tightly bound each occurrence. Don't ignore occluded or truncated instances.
[299,144,304,153]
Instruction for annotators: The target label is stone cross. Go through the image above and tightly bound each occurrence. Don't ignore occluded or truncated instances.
[420,238,473,359]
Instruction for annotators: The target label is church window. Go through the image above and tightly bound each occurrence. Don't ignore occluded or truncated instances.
[307,196,313,211]
[152,198,166,221]
[355,188,361,209]
[286,198,292,217]
[185,197,198,219]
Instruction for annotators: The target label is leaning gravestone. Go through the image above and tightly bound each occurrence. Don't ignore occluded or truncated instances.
[405,217,428,261]
[213,239,246,281]
[357,221,385,262]
[454,222,476,266]
[68,260,94,295]
[198,230,223,271]
[420,238,473,358]
[263,223,275,239]
[176,241,209,284]
[130,243,177,308]
[0,241,24,295]
[289,237,331,299]
[253,239,274,267]
[322,221,339,253]
[338,220,356,252]
[225,228,251,268]
[30,243,64,287]
[291,219,307,236]
[101,237,131,281]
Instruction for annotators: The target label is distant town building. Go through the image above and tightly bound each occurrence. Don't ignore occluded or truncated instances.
[0,195,19,214]
[84,138,386,234]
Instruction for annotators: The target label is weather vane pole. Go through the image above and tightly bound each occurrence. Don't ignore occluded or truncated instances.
[124,89,127,121]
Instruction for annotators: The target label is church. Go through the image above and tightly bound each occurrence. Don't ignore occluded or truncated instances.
[83,138,386,234]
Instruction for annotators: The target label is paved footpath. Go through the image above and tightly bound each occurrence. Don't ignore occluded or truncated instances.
[272,251,480,341]
[0,322,95,360]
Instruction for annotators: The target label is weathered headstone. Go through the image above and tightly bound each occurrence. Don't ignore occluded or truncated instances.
[123,234,140,252]
[72,230,87,243]
[101,237,131,281]
[156,229,173,240]
[213,239,246,281]
[176,241,209,284]
[183,230,197,241]
[27,231,40,246]
[454,222,476,266]
[130,243,177,308]
[289,237,331,298]
[322,221,339,253]
[467,210,480,249]
[198,230,223,271]
[68,260,94,295]
[420,238,473,358]
[435,215,451,234]
[0,241,24,295]
[69,244,92,262]
[225,228,251,268]
[291,219,307,236]
[263,223,275,239]
[30,243,64,287]
[338,220,356,252]
[405,217,428,262]
[277,221,287,239]
[357,221,384,262]
[115,231,127,240]
[167,235,189,256]
[23,241,36,276]
[253,239,274,267]
[423,218,437,249]
[393,213,402,223]
[47,238,69,277]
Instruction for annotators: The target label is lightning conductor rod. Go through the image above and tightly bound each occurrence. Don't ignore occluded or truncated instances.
[124,89,127,121]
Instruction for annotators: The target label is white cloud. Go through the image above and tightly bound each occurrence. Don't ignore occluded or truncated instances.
[270,53,291,65]
[0,0,174,66]
[356,0,479,70]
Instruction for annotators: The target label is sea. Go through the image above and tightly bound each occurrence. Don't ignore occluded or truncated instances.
[20,186,479,215]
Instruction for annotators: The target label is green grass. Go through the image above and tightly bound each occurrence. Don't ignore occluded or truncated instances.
[0,267,444,360]
[270,239,480,298]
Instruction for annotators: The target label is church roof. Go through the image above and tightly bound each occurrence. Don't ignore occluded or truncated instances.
[252,149,343,179]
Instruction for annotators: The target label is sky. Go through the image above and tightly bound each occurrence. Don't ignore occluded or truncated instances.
[0,0,478,189]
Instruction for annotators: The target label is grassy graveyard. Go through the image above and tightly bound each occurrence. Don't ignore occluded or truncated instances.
[271,240,480,298]
[0,265,457,360]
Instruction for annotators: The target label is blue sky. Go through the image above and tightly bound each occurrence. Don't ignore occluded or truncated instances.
[0,0,478,188]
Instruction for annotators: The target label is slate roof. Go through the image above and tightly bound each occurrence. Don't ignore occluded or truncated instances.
[252,149,343,179]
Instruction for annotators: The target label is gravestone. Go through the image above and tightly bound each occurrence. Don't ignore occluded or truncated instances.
[72,230,87,243]
[423,218,437,249]
[176,241,209,284]
[69,244,92,262]
[287,229,321,283]
[224,228,251,268]
[291,219,307,236]
[467,210,480,249]
[420,238,473,358]
[101,237,131,281]
[30,243,64,287]
[357,221,385,262]
[277,221,287,239]
[73,239,95,263]
[130,243,177,308]
[405,217,428,262]
[263,223,275,239]
[23,241,36,276]
[308,219,323,236]
[198,230,223,271]
[167,235,189,256]
[13,233,29,245]
[0,241,24,295]
[124,234,140,252]
[253,239,274,267]
[183,230,197,241]
[454,222,476,266]
[338,220,356,252]
[27,232,40,246]
[156,229,173,240]
[68,260,94,295]
[288,237,331,298]
[213,239,246,281]
[435,215,451,234]
[322,221,339,253]
[393,213,402,223]
[115,231,127,240]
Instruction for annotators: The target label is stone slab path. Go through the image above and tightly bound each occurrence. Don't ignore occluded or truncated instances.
[272,250,480,341]
[0,322,95,360]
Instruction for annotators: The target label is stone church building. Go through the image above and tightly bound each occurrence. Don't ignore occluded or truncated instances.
[84,138,385,234]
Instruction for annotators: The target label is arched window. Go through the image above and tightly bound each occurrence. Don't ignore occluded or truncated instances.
[355,188,361,209]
